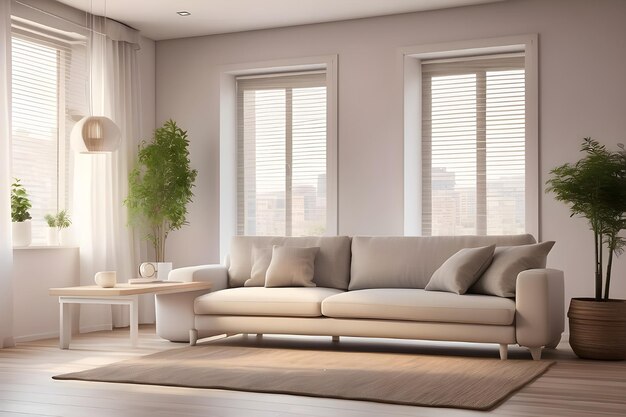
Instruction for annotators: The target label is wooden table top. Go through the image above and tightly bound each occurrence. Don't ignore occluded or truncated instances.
[49,281,211,297]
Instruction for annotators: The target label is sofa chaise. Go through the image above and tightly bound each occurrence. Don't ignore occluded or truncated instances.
[155,234,564,360]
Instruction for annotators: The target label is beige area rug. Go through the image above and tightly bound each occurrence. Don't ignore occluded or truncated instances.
[53,340,553,410]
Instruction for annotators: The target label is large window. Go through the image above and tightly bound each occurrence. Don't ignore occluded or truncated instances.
[11,22,86,245]
[236,71,327,236]
[421,54,526,236]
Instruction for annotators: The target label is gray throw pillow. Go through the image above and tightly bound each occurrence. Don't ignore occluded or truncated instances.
[244,246,273,287]
[470,241,556,297]
[265,246,319,287]
[425,244,495,294]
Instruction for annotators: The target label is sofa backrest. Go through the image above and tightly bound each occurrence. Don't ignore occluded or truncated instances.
[349,234,536,290]
[228,236,352,289]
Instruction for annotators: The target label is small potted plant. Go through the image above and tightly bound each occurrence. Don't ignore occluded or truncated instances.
[11,178,32,247]
[44,210,72,246]
[546,138,626,360]
[125,120,197,279]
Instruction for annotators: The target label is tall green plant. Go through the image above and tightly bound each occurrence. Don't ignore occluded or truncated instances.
[546,138,626,301]
[125,120,198,262]
[11,179,32,222]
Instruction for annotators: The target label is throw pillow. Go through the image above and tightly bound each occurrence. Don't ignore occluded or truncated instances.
[425,244,495,294]
[470,241,556,297]
[265,246,319,287]
[244,246,273,287]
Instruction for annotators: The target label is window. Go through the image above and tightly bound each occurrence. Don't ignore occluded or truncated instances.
[10,22,86,245]
[421,54,526,236]
[236,71,327,236]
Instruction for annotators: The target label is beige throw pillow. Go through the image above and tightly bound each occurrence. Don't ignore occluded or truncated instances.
[244,246,273,287]
[470,241,556,297]
[265,246,319,287]
[425,245,495,294]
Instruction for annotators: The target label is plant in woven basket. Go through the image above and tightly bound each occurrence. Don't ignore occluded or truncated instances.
[124,120,197,262]
[546,137,626,360]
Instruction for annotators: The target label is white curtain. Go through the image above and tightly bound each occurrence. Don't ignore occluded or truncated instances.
[74,18,153,332]
[0,0,14,348]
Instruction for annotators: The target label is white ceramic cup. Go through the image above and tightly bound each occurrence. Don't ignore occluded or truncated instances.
[94,271,117,288]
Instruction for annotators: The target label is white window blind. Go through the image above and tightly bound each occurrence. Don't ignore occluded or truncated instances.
[237,71,327,236]
[421,54,525,236]
[11,22,87,244]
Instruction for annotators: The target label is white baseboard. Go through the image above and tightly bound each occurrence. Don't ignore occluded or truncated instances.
[79,323,113,334]
[14,331,59,343]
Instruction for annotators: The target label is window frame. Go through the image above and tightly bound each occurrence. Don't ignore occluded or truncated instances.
[400,35,539,239]
[219,56,338,260]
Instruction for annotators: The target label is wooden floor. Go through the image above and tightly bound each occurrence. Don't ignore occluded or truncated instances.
[1,326,625,417]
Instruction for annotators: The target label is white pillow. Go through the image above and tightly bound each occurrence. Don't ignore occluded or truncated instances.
[265,246,319,287]
[470,241,555,297]
[243,246,273,287]
[425,245,495,294]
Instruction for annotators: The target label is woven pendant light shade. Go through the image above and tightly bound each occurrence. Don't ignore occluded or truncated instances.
[71,116,121,153]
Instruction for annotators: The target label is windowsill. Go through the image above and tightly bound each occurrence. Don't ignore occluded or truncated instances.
[13,245,79,250]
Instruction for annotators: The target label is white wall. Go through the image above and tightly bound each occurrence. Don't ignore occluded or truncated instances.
[155,0,626,308]
[13,248,80,342]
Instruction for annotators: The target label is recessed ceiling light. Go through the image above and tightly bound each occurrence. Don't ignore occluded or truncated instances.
[177,11,191,16]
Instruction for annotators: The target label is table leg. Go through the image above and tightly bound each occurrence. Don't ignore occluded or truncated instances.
[130,296,139,347]
[59,300,72,349]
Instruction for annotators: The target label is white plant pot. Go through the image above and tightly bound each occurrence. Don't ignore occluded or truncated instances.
[59,228,72,246]
[157,262,173,280]
[46,227,59,245]
[12,221,32,247]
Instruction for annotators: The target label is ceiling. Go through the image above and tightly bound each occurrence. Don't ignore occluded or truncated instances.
[56,0,506,41]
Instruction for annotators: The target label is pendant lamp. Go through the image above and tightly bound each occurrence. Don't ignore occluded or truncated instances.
[71,0,120,153]
[71,115,120,153]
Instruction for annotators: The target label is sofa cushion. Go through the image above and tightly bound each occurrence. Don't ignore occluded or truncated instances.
[195,287,344,317]
[425,244,495,294]
[244,247,273,287]
[349,235,536,290]
[321,288,516,325]
[265,246,319,287]
[470,241,556,297]
[228,236,352,289]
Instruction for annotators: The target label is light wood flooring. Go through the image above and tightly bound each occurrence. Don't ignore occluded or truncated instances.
[1,325,625,417]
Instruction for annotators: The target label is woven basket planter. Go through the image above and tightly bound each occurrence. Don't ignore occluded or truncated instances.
[568,298,626,360]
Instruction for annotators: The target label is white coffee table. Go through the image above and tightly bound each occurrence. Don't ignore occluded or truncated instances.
[49,281,211,349]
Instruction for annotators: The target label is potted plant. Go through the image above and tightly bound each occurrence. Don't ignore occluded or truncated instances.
[546,137,626,360]
[125,120,197,279]
[11,178,32,247]
[44,210,72,246]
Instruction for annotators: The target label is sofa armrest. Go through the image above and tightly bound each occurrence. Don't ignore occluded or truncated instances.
[169,264,228,291]
[515,268,564,348]
[156,264,228,342]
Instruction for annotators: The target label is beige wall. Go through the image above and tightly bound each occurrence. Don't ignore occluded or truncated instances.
[155,0,626,308]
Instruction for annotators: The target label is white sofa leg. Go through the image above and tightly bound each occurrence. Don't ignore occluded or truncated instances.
[332,336,340,343]
[189,329,198,346]
[528,347,542,360]
[499,344,508,360]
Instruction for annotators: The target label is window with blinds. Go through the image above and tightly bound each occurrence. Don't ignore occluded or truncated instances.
[237,71,327,236]
[421,54,525,236]
[11,23,87,244]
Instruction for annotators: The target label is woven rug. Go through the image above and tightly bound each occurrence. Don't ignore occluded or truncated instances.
[54,340,553,410]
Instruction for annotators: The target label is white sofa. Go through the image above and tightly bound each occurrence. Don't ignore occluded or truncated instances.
[156,235,564,360]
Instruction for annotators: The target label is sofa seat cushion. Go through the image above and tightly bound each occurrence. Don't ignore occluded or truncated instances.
[195,287,344,317]
[321,289,515,325]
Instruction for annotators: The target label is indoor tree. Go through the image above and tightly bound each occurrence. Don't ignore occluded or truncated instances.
[546,138,626,301]
[125,120,198,262]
